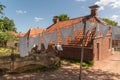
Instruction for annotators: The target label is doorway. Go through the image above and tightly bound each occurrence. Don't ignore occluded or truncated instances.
[96,43,100,61]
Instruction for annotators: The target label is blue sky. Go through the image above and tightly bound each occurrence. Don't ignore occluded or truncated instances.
[0,0,120,32]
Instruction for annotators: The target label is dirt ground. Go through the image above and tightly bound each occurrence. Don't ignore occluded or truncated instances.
[0,51,120,80]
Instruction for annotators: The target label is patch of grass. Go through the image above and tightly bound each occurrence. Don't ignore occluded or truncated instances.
[0,47,19,57]
[61,58,93,67]
[82,61,93,67]
[61,58,80,65]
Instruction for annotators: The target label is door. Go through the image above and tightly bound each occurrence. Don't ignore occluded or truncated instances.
[97,43,100,61]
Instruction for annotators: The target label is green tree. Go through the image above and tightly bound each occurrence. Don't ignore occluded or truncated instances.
[102,18,118,26]
[53,14,70,23]
[59,14,70,21]
[0,2,17,47]
[0,32,9,47]
[0,31,17,47]
[0,21,4,31]
[0,3,16,32]
[0,2,6,15]
[0,17,17,32]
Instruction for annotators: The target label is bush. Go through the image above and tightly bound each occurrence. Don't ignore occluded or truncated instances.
[0,47,19,57]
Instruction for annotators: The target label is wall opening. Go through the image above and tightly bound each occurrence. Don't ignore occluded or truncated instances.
[96,43,100,61]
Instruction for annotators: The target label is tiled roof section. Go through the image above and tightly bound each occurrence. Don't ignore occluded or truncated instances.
[95,17,107,25]
[46,17,83,33]
[18,32,26,37]
[67,28,96,47]
[46,16,109,47]
[46,16,107,33]
[25,28,45,37]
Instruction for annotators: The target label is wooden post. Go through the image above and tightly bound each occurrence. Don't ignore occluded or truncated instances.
[11,47,15,71]
[79,20,86,80]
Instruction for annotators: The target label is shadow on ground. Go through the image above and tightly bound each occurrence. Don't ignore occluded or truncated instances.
[0,62,120,80]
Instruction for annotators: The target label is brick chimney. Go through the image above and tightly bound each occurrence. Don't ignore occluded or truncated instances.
[53,16,59,24]
[89,5,99,17]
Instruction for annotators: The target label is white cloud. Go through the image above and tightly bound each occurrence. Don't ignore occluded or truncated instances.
[98,6,104,11]
[95,0,120,10]
[34,17,44,22]
[16,10,27,14]
[75,0,85,2]
[110,1,120,8]
[110,15,119,20]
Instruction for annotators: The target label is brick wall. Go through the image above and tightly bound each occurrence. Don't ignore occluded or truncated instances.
[93,35,112,62]
[58,35,112,63]
[59,46,93,61]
